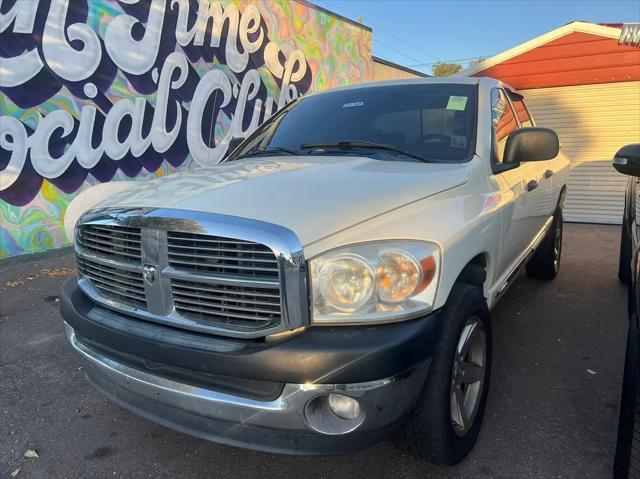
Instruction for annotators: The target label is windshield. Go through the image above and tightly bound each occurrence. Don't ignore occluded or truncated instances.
[229,83,478,163]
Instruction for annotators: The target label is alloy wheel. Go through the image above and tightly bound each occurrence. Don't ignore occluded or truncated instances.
[450,316,486,436]
[553,219,563,272]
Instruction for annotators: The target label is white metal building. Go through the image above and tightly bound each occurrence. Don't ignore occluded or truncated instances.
[462,22,640,224]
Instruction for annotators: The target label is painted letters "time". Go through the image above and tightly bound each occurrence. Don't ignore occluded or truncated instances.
[0,0,310,199]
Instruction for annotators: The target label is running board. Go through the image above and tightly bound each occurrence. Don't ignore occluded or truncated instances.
[495,216,554,300]
[496,249,535,298]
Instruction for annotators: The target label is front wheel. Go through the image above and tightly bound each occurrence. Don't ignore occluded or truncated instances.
[402,283,492,465]
[526,206,563,280]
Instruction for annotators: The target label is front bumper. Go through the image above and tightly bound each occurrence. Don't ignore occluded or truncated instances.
[61,278,440,455]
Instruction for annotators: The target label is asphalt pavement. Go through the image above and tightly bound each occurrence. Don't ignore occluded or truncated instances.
[0,224,628,478]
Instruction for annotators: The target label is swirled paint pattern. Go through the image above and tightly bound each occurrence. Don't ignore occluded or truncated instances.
[0,0,372,257]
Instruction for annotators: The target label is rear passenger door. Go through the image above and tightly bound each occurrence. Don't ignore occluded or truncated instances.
[509,92,557,222]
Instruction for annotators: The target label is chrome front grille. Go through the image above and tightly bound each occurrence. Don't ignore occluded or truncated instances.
[167,232,279,279]
[74,209,307,338]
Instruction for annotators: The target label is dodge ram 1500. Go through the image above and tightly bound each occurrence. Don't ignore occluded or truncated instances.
[60,77,569,464]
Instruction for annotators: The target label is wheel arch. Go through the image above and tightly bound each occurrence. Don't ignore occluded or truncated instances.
[557,184,567,210]
[437,252,492,310]
[454,253,490,295]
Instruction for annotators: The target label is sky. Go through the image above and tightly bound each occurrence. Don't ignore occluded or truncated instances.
[313,0,640,75]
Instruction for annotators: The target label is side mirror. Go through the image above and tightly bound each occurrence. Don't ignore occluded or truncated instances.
[504,127,560,164]
[224,137,245,160]
[612,144,640,177]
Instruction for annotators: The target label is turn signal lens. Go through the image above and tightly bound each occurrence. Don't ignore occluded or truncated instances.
[419,256,438,292]
[377,250,421,303]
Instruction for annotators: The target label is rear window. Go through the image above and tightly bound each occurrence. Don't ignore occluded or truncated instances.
[510,95,534,127]
[491,88,519,163]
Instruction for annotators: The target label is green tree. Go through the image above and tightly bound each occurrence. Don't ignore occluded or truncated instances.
[432,62,462,77]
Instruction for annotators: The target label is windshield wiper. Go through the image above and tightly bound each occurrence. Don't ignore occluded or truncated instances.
[237,146,300,158]
[300,140,430,163]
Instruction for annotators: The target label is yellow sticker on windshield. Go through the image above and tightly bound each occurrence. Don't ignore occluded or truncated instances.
[446,96,468,111]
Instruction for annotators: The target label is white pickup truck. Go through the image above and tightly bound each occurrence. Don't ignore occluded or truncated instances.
[60,77,569,464]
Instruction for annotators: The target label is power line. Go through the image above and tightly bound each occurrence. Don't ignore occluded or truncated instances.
[311,1,491,70]
[374,28,439,61]
[312,1,439,63]
[372,39,426,65]
[372,53,432,75]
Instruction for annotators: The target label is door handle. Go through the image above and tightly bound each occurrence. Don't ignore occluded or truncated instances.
[526,179,539,192]
[544,169,554,179]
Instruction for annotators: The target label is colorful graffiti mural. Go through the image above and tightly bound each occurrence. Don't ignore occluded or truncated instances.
[0,0,372,257]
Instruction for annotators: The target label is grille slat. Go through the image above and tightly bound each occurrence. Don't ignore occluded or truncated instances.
[172,282,280,301]
[173,297,280,316]
[82,233,141,249]
[77,238,141,261]
[79,264,145,293]
[168,259,279,272]
[167,250,279,265]
[89,225,141,236]
[78,259,144,284]
[172,285,280,302]
[82,230,141,244]
[171,303,275,324]
[89,279,146,302]
[168,244,274,255]
[168,234,261,246]
[79,238,142,255]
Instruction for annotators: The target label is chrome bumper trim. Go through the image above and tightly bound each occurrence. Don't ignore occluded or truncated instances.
[65,322,428,437]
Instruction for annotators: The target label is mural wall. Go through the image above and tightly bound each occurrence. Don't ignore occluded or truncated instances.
[0,0,373,257]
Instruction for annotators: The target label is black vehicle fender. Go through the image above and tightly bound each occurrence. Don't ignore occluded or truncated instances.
[557,185,567,210]
[614,314,640,478]
[631,314,640,395]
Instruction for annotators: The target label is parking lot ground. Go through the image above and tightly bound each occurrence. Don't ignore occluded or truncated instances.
[0,224,628,479]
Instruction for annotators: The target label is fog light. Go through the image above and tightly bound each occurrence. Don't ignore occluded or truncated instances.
[328,394,361,420]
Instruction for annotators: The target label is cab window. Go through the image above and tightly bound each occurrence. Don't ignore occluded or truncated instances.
[491,88,519,164]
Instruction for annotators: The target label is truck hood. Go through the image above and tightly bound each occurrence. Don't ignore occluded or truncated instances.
[105,156,471,246]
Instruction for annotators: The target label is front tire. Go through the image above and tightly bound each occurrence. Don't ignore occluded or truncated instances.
[526,206,563,280]
[402,283,492,465]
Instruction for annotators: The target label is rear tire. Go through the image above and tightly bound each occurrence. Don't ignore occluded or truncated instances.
[402,283,492,465]
[526,206,563,280]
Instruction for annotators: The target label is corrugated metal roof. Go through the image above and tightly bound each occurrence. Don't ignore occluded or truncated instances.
[472,32,640,89]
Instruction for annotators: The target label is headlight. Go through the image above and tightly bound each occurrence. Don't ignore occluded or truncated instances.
[317,254,376,312]
[310,241,441,324]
